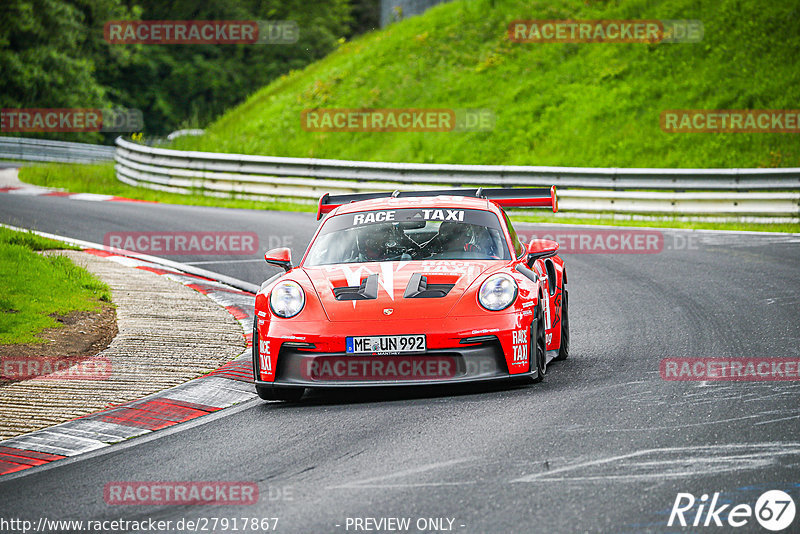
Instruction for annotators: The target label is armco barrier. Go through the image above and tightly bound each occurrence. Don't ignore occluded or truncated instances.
[114,136,800,217]
[0,136,115,164]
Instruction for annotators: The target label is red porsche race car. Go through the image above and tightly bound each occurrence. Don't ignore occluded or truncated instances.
[252,187,568,401]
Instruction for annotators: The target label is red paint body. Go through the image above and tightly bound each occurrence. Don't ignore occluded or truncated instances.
[255,194,566,387]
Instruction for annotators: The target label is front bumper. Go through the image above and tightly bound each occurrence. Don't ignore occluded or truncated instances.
[255,340,538,388]
[254,311,539,388]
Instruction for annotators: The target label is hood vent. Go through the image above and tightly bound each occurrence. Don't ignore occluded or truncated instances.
[403,273,455,299]
[333,273,379,301]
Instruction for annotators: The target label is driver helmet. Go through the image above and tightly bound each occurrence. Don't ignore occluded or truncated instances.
[437,221,473,251]
[361,223,398,260]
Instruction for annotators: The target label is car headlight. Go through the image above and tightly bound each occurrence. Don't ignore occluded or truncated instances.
[478,274,518,311]
[270,281,305,318]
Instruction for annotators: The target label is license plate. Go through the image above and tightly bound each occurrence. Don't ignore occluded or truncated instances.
[346,335,426,355]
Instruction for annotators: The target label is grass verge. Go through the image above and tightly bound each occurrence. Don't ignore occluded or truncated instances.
[174,0,800,169]
[0,227,112,345]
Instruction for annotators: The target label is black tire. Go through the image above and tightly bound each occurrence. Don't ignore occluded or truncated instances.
[256,384,304,402]
[553,288,569,361]
[251,319,259,370]
[252,320,305,402]
[529,303,547,383]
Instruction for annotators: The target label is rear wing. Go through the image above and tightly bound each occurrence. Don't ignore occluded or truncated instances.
[316,186,558,220]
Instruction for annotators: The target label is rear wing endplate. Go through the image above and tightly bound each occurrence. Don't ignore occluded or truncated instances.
[316,186,558,220]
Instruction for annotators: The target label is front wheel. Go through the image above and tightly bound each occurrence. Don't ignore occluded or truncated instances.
[529,303,547,383]
[553,288,569,361]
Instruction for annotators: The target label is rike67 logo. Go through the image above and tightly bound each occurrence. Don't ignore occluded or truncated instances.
[669,490,796,531]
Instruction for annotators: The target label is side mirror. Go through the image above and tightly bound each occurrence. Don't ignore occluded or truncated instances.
[527,239,559,266]
[265,247,292,272]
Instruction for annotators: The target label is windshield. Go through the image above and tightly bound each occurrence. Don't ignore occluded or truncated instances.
[304,208,510,266]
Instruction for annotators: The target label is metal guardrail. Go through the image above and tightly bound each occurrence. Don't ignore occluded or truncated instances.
[114,137,800,217]
[0,136,115,164]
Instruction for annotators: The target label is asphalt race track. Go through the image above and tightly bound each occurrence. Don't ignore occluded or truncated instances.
[1,192,799,533]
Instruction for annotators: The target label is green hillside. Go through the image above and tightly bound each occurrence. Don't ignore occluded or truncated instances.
[172,0,800,168]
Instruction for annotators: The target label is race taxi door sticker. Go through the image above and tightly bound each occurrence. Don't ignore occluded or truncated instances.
[259,339,274,380]
[511,329,529,369]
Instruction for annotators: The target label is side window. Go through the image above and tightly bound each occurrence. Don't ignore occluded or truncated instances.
[502,211,525,258]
